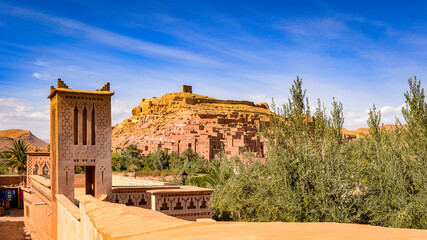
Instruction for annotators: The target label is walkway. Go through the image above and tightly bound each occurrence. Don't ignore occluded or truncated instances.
[0,208,36,240]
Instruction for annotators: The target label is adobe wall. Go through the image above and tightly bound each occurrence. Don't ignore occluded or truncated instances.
[0,175,25,186]
[110,187,152,208]
[109,185,213,221]
[56,194,82,240]
[74,174,85,188]
[27,152,51,186]
[149,188,212,221]
[27,176,54,240]
[182,85,192,93]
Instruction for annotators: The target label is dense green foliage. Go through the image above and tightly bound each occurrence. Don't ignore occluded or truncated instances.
[207,76,427,229]
[112,146,215,175]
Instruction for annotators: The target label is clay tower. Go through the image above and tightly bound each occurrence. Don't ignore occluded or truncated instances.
[48,79,114,201]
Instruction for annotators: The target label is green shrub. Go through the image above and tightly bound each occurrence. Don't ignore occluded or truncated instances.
[208,76,427,228]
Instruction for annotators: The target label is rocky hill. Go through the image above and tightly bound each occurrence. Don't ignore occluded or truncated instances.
[342,124,399,140]
[0,129,48,151]
[112,86,271,160]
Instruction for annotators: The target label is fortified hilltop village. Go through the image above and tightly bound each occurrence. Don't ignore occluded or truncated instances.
[113,85,270,160]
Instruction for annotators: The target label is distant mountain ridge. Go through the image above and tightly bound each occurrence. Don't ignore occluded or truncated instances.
[0,129,48,151]
[342,124,399,139]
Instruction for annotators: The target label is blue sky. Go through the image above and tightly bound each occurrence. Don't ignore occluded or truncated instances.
[0,0,426,139]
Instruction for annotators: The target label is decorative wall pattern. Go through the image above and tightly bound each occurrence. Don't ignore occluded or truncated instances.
[154,193,210,211]
[27,154,51,185]
[60,100,73,163]
[59,98,109,165]
[110,188,213,220]
[153,192,212,220]
[110,189,151,209]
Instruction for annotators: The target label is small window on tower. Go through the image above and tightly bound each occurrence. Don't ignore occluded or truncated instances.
[83,107,87,145]
[74,106,78,145]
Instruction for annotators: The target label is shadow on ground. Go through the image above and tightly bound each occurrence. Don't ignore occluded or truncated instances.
[0,220,26,239]
[0,208,34,240]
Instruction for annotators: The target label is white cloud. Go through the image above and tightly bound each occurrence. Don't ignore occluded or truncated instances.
[0,97,49,139]
[343,104,404,130]
[0,97,20,107]
[33,60,49,66]
[111,99,132,126]
[380,104,404,117]
[15,105,34,112]
[32,72,50,80]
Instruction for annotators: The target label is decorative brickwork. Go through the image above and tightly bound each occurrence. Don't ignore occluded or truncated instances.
[48,79,114,200]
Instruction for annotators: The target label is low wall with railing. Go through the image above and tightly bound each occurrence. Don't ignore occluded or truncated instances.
[110,185,213,221]
[56,194,191,240]
[74,195,189,239]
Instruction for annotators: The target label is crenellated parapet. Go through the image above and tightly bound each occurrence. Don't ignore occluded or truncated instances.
[57,78,69,89]
[97,82,110,92]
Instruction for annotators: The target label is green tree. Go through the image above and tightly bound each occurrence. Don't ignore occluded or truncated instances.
[6,139,29,174]
[367,104,381,139]
[330,97,344,142]
[402,76,427,130]
[152,148,170,170]
[126,144,140,158]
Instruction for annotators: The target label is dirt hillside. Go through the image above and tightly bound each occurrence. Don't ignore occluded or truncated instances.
[0,129,48,151]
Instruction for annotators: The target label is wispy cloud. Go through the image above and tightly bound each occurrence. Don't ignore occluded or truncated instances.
[0,2,216,65]
[276,18,348,39]
[33,60,49,66]
[32,72,50,80]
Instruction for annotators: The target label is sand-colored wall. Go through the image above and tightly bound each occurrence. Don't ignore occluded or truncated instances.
[56,194,105,240]
[74,174,85,188]
[0,175,25,186]
[29,177,54,240]
[59,195,427,240]
[26,152,50,186]
[56,195,81,240]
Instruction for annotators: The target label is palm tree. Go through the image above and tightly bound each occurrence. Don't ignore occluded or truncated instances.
[6,139,29,174]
